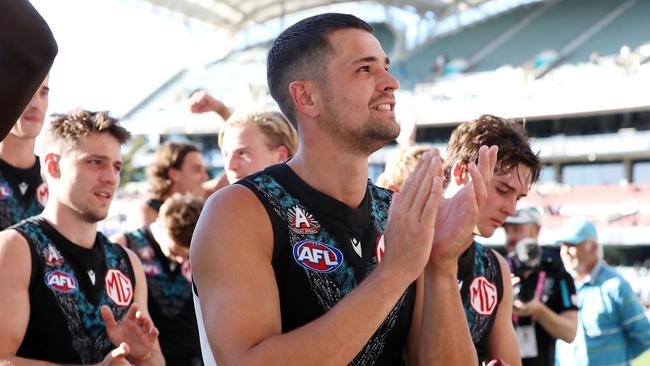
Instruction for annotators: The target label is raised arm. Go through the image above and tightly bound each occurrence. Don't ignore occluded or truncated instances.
[0,0,58,140]
[191,151,443,366]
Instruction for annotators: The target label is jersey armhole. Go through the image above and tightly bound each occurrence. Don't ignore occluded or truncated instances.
[235,180,284,263]
[14,228,39,292]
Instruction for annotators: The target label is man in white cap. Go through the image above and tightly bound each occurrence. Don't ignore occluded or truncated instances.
[557,218,650,366]
[503,205,542,253]
[504,206,578,366]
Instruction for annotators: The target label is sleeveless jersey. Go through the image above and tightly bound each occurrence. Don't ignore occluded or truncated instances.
[0,158,47,230]
[457,241,504,364]
[125,226,203,365]
[235,164,417,366]
[14,216,136,364]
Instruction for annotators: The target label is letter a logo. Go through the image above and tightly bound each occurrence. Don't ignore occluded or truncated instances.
[287,205,321,234]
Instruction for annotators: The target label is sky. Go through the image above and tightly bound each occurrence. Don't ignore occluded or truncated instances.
[29,0,228,117]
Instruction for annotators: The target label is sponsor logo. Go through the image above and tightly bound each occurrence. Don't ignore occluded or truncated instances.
[287,206,321,235]
[88,270,96,285]
[45,270,78,293]
[351,237,362,258]
[138,247,155,260]
[375,234,385,263]
[293,240,343,273]
[469,276,498,315]
[18,182,28,195]
[36,183,48,206]
[142,261,162,276]
[0,183,12,200]
[44,244,64,266]
[105,269,133,306]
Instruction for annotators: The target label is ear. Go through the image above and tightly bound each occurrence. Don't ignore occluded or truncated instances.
[167,168,181,182]
[452,160,468,186]
[289,80,319,119]
[44,153,61,179]
[276,145,290,162]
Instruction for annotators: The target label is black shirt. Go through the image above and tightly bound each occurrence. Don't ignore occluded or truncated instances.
[0,158,46,230]
[238,164,416,366]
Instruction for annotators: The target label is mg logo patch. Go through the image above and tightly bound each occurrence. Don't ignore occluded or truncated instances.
[293,240,343,273]
[469,276,498,315]
[105,269,133,306]
[45,270,78,294]
[288,206,320,235]
[36,183,48,206]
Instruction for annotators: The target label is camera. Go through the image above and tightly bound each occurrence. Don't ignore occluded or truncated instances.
[509,238,542,303]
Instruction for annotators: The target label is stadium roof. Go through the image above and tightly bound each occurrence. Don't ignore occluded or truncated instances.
[140,0,494,33]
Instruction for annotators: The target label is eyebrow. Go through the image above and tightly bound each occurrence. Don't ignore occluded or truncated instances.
[352,56,391,66]
[84,154,123,164]
[497,180,528,198]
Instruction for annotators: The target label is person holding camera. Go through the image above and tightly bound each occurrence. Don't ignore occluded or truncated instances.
[503,206,578,366]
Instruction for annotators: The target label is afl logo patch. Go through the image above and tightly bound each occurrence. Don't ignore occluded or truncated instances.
[293,240,343,273]
[469,276,498,315]
[105,269,133,306]
[288,206,321,235]
[36,183,48,206]
[45,270,78,293]
[0,183,12,200]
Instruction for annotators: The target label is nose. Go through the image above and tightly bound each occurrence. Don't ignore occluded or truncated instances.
[101,165,119,186]
[503,198,517,217]
[225,154,238,173]
[379,69,400,92]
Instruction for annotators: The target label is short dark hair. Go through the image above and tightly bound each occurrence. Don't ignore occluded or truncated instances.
[443,114,541,189]
[44,108,130,150]
[267,13,374,127]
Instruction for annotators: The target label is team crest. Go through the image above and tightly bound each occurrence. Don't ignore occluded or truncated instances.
[142,261,162,276]
[375,234,385,263]
[44,244,64,266]
[45,270,78,294]
[105,269,133,306]
[469,276,498,315]
[287,206,320,235]
[138,247,155,260]
[293,240,343,273]
[0,183,12,200]
[36,183,48,206]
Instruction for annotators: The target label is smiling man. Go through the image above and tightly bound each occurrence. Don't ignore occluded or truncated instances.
[192,13,496,366]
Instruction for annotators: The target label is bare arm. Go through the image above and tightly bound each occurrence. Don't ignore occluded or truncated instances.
[188,91,232,121]
[535,307,577,343]
[419,146,498,365]
[192,151,442,366]
[0,0,57,140]
[486,253,521,366]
